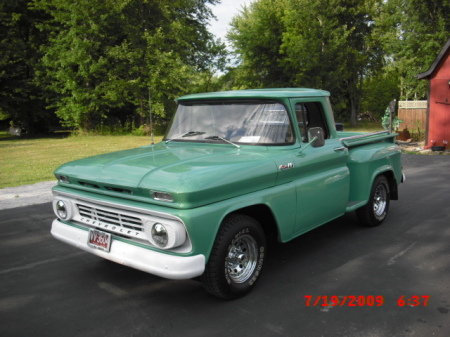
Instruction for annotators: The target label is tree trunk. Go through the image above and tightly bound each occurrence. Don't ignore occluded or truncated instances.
[350,97,358,127]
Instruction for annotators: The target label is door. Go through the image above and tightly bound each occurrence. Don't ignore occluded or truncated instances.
[290,100,350,234]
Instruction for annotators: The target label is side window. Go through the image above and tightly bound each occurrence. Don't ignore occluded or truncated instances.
[295,102,329,142]
[295,103,309,142]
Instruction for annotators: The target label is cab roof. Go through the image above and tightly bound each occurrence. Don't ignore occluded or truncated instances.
[176,88,330,102]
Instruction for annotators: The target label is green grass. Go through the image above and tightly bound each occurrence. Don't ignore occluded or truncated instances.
[343,122,384,132]
[0,133,162,189]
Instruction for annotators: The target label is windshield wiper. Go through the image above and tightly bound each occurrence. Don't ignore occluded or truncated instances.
[165,131,205,144]
[205,135,240,149]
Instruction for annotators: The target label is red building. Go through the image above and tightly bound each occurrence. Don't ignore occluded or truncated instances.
[417,38,450,149]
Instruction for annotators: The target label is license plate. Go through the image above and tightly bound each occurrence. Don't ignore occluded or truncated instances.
[87,229,112,252]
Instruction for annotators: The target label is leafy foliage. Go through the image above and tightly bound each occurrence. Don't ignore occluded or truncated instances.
[227,0,289,87]
[371,0,450,100]
[32,0,226,130]
[0,0,57,133]
[227,0,450,124]
[381,107,402,131]
[361,72,400,120]
[228,0,384,125]
[1,0,449,132]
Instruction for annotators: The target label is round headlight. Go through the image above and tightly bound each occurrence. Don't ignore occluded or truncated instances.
[56,200,68,219]
[151,223,168,247]
[143,218,187,249]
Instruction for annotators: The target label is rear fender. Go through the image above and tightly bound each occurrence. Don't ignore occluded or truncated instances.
[347,144,402,203]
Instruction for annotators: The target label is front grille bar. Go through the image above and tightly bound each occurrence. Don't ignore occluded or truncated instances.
[77,204,144,231]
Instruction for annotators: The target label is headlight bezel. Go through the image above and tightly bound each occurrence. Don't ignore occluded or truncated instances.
[52,198,73,220]
[144,219,186,250]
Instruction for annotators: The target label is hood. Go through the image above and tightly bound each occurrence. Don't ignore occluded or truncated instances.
[54,143,278,208]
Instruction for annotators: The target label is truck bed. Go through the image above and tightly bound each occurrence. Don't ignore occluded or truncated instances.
[337,130,398,147]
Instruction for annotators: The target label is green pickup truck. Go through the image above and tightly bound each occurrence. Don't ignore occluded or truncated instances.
[51,88,404,299]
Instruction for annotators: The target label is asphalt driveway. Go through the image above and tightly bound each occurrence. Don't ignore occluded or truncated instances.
[0,153,449,337]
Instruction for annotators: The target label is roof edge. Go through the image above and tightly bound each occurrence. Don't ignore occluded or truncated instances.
[417,38,450,80]
[176,88,330,102]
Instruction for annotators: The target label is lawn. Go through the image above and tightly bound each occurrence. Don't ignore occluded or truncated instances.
[0,132,162,189]
[343,122,384,132]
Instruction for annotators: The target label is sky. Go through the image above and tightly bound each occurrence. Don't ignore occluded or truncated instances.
[207,0,254,43]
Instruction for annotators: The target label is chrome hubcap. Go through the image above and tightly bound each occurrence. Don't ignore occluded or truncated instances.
[226,234,258,283]
[373,184,387,219]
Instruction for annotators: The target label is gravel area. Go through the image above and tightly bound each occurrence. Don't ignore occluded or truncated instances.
[398,140,450,154]
[0,181,57,210]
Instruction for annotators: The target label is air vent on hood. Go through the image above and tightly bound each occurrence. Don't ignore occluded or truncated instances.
[78,181,100,189]
[105,186,133,194]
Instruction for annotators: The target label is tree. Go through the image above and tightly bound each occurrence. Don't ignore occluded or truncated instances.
[361,72,400,120]
[375,0,450,100]
[33,0,226,131]
[228,0,383,126]
[228,0,289,88]
[0,0,57,134]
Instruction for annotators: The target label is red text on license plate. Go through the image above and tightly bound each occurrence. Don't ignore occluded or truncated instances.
[88,229,111,252]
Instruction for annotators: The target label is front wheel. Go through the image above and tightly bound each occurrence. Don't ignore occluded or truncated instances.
[356,175,390,227]
[201,214,266,299]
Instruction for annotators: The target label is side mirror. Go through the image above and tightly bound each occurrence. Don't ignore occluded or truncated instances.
[308,127,325,148]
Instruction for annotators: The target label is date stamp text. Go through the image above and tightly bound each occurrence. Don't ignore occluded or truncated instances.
[304,295,430,307]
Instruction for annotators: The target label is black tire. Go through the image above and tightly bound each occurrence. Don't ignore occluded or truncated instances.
[201,214,266,299]
[356,175,390,227]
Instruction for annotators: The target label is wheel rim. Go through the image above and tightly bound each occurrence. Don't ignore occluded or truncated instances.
[226,234,258,284]
[373,184,387,219]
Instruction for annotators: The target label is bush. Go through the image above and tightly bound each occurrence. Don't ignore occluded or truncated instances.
[409,128,426,142]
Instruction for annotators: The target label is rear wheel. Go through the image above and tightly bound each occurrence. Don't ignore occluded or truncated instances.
[201,214,266,299]
[356,175,390,227]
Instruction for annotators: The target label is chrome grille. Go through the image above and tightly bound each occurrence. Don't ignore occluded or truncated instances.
[77,204,144,231]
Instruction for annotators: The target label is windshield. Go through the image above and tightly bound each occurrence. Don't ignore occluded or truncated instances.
[165,101,295,145]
